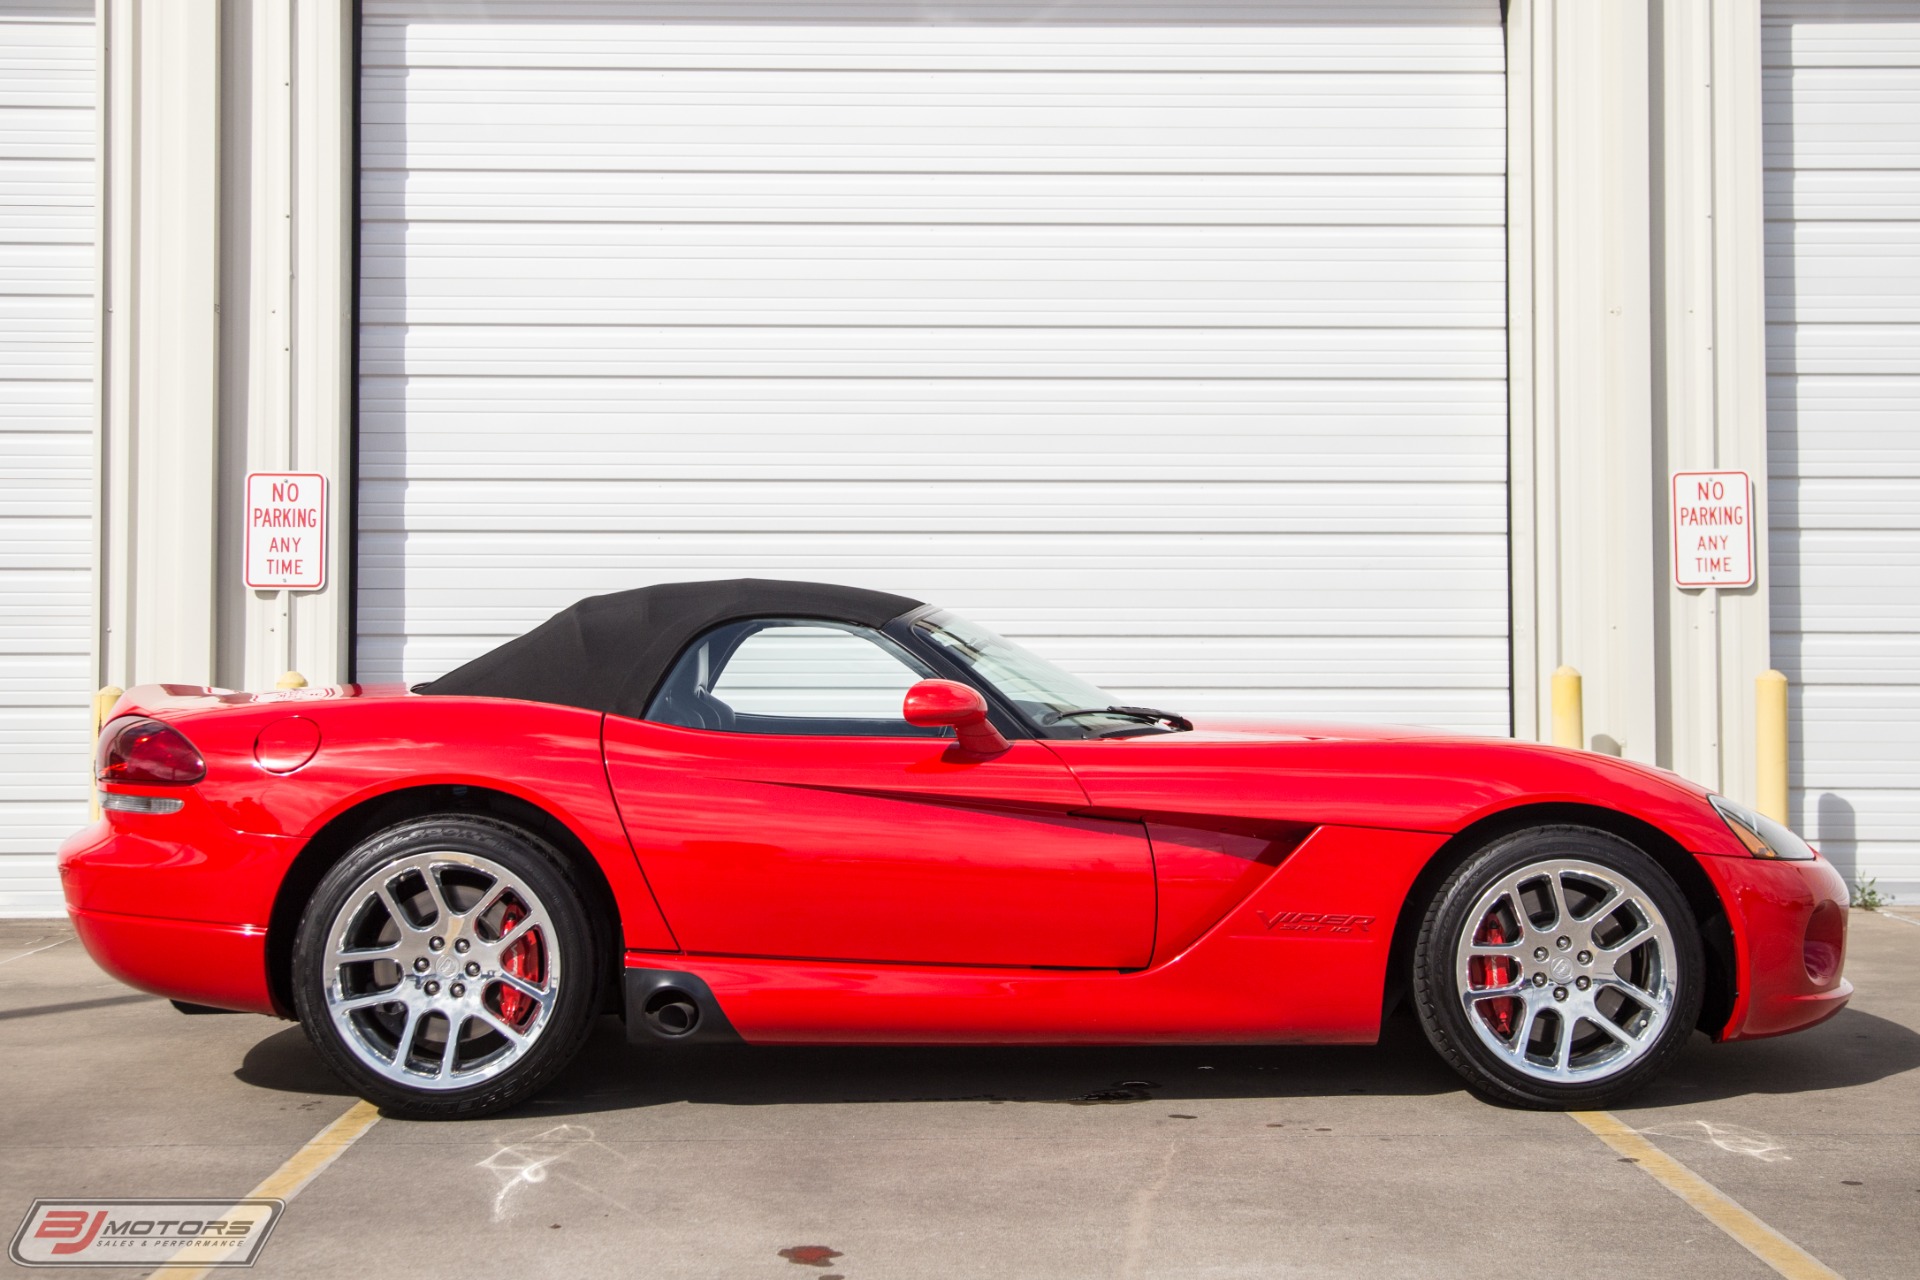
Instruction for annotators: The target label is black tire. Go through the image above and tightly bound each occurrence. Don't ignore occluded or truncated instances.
[292,815,606,1120]
[1412,825,1704,1110]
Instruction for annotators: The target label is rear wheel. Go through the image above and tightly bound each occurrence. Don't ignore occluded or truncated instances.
[292,815,603,1119]
[1412,826,1703,1109]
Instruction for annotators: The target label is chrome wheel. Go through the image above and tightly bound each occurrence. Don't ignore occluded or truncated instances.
[1453,857,1678,1085]
[322,850,561,1092]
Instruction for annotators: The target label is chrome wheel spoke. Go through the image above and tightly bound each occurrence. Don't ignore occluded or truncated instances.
[395,1005,426,1065]
[1513,999,1545,1054]
[495,970,548,1002]
[1577,883,1624,925]
[492,912,539,952]
[476,1010,527,1045]
[421,868,459,927]
[330,940,399,966]
[1585,1008,1640,1047]
[323,848,561,1092]
[472,882,514,924]
[1552,1010,1578,1072]
[1594,972,1659,1006]
[1463,986,1527,1006]
[438,1017,464,1078]
[1598,921,1653,956]
[334,989,401,1015]
[1541,872,1573,931]
[378,884,424,934]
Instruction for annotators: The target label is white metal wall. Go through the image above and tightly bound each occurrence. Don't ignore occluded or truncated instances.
[358,0,1509,731]
[0,0,93,915]
[1765,1,1920,895]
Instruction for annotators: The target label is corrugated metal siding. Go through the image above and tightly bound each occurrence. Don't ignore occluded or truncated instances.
[1765,1,1920,894]
[0,0,93,915]
[358,0,1509,731]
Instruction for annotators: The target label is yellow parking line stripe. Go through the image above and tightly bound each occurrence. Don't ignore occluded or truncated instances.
[147,1100,381,1279]
[1570,1110,1841,1280]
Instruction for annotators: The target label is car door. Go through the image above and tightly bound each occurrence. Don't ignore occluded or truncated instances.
[602,618,1155,970]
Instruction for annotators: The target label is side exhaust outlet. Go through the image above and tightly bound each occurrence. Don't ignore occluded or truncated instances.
[643,987,700,1037]
[622,969,741,1046]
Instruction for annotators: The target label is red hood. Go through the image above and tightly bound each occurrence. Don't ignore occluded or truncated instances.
[1182,718,1453,744]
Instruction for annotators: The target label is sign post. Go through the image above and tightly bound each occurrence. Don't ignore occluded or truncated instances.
[245,472,327,591]
[1670,470,1753,589]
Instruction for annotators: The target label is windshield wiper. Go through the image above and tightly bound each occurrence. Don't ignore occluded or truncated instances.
[1044,706,1194,733]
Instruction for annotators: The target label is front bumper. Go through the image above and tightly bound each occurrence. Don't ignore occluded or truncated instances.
[1700,851,1853,1041]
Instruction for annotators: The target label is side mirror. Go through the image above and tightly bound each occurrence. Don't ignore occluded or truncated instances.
[903,679,1009,756]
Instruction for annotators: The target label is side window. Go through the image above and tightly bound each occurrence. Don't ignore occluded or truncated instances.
[646,619,947,737]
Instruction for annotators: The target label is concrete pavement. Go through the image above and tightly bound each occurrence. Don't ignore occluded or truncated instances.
[2,910,1915,1278]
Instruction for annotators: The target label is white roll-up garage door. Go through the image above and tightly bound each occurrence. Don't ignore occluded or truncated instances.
[1766,2,1920,897]
[0,0,93,915]
[358,1,1509,732]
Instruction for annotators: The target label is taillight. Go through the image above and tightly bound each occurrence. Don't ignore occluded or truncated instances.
[95,717,206,785]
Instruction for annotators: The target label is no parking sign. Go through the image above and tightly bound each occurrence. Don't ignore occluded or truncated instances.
[1671,470,1753,589]
[244,472,327,591]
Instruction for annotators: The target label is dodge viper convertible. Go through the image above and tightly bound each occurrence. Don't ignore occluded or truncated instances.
[61,580,1851,1118]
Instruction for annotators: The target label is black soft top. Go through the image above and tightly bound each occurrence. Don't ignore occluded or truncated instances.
[418,578,923,719]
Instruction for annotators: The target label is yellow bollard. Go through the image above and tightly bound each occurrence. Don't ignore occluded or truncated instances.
[1756,669,1789,826]
[276,670,309,690]
[1550,665,1584,750]
[89,685,124,820]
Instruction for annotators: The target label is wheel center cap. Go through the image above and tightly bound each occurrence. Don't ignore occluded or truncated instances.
[1547,957,1577,984]
[435,954,460,978]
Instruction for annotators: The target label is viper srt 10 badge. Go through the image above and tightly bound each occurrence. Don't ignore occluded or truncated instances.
[1253,910,1377,936]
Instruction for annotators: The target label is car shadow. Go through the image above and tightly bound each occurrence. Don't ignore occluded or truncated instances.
[236,1012,1461,1109]
[526,1011,1466,1116]
[1627,1005,1920,1108]
[233,1003,1920,1118]
[235,1024,357,1097]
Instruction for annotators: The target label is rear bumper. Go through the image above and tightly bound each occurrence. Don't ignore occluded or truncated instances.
[59,818,282,1016]
[66,907,276,1015]
[1701,851,1853,1041]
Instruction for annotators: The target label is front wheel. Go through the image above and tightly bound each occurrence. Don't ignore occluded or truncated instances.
[1412,826,1704,1109]
[291,815,604,1119]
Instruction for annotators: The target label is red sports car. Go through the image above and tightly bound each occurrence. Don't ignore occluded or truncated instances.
[60,580,1851,1118]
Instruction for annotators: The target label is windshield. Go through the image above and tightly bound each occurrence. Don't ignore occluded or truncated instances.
[913,610,1172,738]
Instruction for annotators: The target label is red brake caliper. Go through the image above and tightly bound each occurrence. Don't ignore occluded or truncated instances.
[494,902,543,1030]
[1471,913,1519,1039]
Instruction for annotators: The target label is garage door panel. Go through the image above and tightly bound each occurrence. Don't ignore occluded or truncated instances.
[363,11,1506,75]
[368,70,1505,116]
[360,0,1507,736]
[1769,479,1920,527]
[365,297,1505,330]
[357,375,1507,410]
[1767,0,1920,893]
[1766,168,1920,222]
[364,139,1503,176]
[358,479,1505,535]
[0,0,92,915]
[366,325,1504,381]
[364,170,1505,229]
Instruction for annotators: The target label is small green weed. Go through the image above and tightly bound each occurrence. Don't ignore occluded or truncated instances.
[1850,878,1886,911]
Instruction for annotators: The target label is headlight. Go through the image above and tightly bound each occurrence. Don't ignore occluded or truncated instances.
[1709,795,1817,861]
